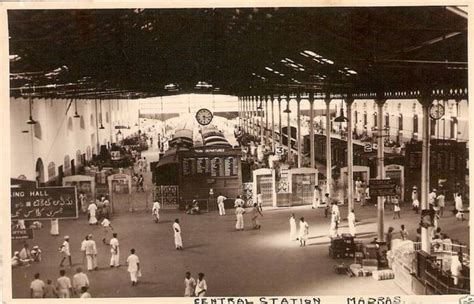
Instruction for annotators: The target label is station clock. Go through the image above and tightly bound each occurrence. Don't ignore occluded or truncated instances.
[429,104,445,120]
[195,108,213,126]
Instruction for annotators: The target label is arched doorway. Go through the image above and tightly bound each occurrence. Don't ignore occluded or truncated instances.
[35,158,45,186]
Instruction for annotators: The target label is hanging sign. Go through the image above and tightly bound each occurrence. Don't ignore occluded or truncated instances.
[11,186,78,220]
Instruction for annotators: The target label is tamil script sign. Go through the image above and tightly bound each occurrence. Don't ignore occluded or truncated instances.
[11,186,78,220]
[12,228,34,240]
[369,179,397,197]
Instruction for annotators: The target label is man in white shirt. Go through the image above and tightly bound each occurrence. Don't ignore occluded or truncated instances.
[455,193,464,220]
[152,200,161,222]
[173,219,183,250]
[56,269,72,298]
[429,189,437,208]
[80,235,89,267]
[72,267,89,295]
[184,271,196,297]
[30,273,45,298]
[59,236,72,268]
[84,234,98,271]
[107,233,120,267]
[234,195,244,208]
[195,273,207,297]
[101,218,114,242]
[256,192,263,212]
[216,194,227,216]
[126,248,140,286]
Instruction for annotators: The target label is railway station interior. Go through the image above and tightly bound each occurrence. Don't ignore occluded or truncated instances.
[6,6,470,298]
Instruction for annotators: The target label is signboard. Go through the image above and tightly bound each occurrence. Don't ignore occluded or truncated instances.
[364,143,372,153]
[278,167,290,193]
[11,186,78,220]
[275,146,284,156]
[12,228,34,240]
[369,179,397,197]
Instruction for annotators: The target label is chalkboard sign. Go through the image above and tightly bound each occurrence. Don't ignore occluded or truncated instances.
[183,158,191,175]
[211,157,220,177]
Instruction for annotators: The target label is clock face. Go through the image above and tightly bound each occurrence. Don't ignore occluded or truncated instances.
[429,104,445,120]
[195,108,213,126]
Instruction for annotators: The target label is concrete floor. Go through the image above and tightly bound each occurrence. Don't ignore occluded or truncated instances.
[10,143,470,298]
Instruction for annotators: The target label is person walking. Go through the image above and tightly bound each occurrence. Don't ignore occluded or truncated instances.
[30,273,45,298]
[235,205,246,231]
[217,193,227,216]
[455,193,464,220]
[137,175,144,192]
[72,267,89,296]
[393,197,401,219]
[88,202,98,225]
[312,186,321,209]
[56,269,72,298]
[256,191,263,212]
[386,227,394,250]
[105,232,120,268]
[152,200,161,223]
[195,273,207,297]
[173,219,183,250]
[412,193,420,214]
[80,235,89,267]
[101,217,114,242]
[251,203,263,229]
[323,193,330,218]
[126,248,140,286]
[299,217,309,247]
[400,224,409,241]
[289,214,297,241]
[437,191,445,217]
[348,209,356,237]
[84,234,98,271]
[43,279,58,298]
[143,157,148,172]
[59,236,72,268]
[184,271,196,297]
[233,195,244,208]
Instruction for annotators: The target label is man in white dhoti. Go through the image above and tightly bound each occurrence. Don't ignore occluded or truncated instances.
[173,219,183,250]
[152,200,161,222]
[355,178,362,203]
[289,214,297,241]
[88,202,98,225]
[312,186,321,209]
[195,273,207,297]
[84,234,98,271]
[126,249,140,286]
[299,217,309,247]
[235,206,246,231]
[256,192,263,211]
[348,209,356,237]
[105,233,120,267]
[451,252,463,286]
[437,191,445,217]
[216,194,227,216]
[455,193,464,220]
[59,235,72,267]
[184,272,196,297]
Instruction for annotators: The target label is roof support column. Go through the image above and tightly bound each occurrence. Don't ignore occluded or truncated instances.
[260,95,264,144]
[419,96,433,253]
[286,95,292,165]
[271,96,275,152]
[278,96,282,146]
[325,96,332,196]
[243,96,247,134]
[346,96,354,215]
[309,93,315,169]
[375,97,386,242]
[296,93,302,168]
[251,96,256,138]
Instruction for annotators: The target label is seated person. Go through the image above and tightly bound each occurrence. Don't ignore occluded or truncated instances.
[431,235,444,252]
[12,251,31,267]
[31,246,42,262]
[188,200,200,215]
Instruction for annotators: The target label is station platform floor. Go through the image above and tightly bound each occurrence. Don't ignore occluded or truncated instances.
[10,143,469,298]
